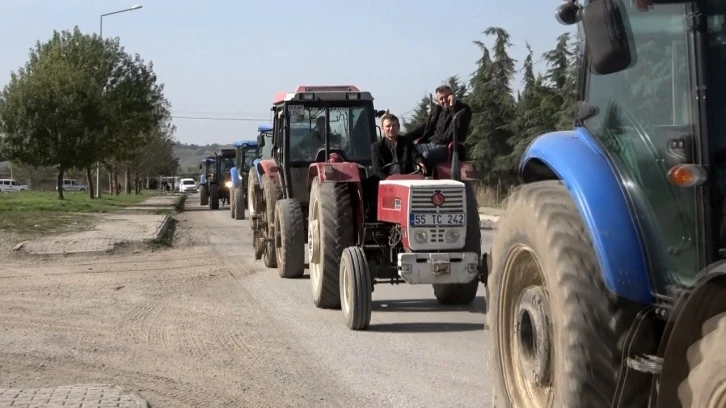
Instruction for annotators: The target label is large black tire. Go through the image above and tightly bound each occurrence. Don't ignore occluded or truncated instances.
[235,184,245,220]
[209,184,220,210]
[677,311,726,407]
[230,188,236,218]
[262,174,281,268]
[433,181,481,305]
[248,167,260,229]
[200,185,209,206]
[340,246,372,330]
[275,198,305,278]
[308,178,354,309]
[487,180,646,408]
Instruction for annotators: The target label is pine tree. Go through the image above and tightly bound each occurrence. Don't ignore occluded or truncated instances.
[404,93,432,132]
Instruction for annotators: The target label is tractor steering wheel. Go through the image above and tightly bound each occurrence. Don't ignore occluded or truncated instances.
[380,160,424,175]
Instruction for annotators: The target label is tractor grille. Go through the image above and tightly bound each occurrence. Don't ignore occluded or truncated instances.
[410,187,465,214]
[428,228,446,243]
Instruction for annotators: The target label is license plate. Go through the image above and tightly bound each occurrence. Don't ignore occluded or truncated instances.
[410,213,465,226]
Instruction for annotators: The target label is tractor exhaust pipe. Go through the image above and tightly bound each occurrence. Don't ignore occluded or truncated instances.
[450,110,463,181]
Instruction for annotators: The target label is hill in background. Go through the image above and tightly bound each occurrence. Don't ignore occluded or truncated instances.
[173,143,234,175]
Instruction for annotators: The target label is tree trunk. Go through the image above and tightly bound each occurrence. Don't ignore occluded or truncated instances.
[134,172,140,194]
[96,164,102,198]
[124,167,131,194]
[57,167,65,200]
[85,167,95,199]
[108,170,113,195]
[113,168,120,196]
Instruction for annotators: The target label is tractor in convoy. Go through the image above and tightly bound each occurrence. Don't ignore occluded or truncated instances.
[246,123,274,225]
[199,149,236,210]
[486,1,726,407]
[229,138,261,220]
[249,85,376,279]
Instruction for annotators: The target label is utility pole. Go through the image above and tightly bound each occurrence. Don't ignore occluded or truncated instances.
[97,5,143,198]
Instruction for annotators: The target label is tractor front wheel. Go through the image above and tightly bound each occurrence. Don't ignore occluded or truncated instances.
[433,181,481,305]
[275,198,305,278]
[235,185,245,220]
[678,311,726,407]
[340,246,372,330]
[230,188,236,218]
[308,178,354,309]
[487,180,646,408]
[248,167,260,229]
[209,184,219,210]
[261,174,281,268]
[200,185,209,206]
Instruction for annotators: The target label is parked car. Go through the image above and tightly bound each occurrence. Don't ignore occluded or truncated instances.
[55,179,88,192]
[179,178,198,193]
[0,178,30,192]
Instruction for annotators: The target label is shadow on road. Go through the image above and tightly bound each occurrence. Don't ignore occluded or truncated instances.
[368,321,486,333]
[372,295,487,314]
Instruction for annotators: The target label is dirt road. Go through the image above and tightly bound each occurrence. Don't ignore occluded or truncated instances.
[0,200,493,408]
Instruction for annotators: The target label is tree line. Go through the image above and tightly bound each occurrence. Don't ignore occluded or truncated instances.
[403,27,579,190]
[0,27,178,199]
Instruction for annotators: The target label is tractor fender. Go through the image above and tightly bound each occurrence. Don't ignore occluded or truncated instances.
[519,127,653,304]
[199,173,206,185]
[307,162,361,187]
[255,159,280,184]
[655,264,726,407]
[251,158,263,184]
[230,167,241,189]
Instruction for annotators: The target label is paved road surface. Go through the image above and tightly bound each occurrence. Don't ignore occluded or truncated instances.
[190,197,495,407]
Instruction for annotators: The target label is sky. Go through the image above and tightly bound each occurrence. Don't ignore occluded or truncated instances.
[1,0,576,146]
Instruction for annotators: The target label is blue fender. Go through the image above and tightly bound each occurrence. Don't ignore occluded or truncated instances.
[520,127,653,304]
[252,158,263,184]
[230,167,240,189]
[200,173,206,185]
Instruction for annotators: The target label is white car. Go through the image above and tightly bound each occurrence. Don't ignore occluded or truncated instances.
[0,178,30,192]
[56,179,89,192]
[179,178,198,193]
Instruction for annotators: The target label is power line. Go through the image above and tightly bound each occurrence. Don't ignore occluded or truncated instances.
[171,116,268,122]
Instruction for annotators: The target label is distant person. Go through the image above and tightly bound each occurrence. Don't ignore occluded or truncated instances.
[402,85,472,168]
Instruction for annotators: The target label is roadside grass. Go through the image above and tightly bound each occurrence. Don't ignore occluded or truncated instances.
[0,191,150,236]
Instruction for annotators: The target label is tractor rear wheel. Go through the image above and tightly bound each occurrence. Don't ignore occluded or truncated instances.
[678,311,726,407]
[262,174,281,268]
[248,166,260,224]
[235,185,245,220]
[433,181,480,305]
[487,180,646,408]
[275,198,305,278]
[340,246,372,330]
[200,185,209,206]
[308,178,354,309]
[209,184,219,210]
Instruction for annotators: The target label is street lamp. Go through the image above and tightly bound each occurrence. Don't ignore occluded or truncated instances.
[96,4,143,198]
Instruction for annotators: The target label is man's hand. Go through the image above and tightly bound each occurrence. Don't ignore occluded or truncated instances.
[446,95,456,110]
[416,162,427,174]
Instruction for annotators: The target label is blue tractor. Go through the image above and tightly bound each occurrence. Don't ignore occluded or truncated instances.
[230,139,261,220]
[246,123,274,226]
[487,1,726,407]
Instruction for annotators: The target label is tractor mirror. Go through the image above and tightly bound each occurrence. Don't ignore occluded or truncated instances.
[581,0,635,75]
[375,125,382,140]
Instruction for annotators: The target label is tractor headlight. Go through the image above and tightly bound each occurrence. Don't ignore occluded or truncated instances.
[445,230,460,243]
[414,231,428,244]
[225,181,233,188]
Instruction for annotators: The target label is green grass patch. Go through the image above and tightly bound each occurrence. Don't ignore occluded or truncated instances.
[0,191,150,237]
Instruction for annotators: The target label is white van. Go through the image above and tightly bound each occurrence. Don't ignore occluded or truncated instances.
[56,179,89,192]
[0,178,30,192]
[179,178,198,193]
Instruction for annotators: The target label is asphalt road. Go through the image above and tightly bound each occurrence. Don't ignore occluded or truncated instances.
[188,195,495,407]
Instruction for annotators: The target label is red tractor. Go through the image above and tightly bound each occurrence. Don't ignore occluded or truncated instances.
[248,85,379,280]
[307,110,484,330]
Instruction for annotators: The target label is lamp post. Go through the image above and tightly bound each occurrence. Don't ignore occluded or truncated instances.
[96,4,143,198]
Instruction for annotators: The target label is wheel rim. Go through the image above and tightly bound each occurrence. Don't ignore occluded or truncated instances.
[275,215,282,265]
[309,199,322,290]
[341,261,351,316]
[248,182,256,216]
[498,245,553,406]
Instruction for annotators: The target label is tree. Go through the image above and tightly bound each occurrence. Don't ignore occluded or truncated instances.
[404,94,433,132]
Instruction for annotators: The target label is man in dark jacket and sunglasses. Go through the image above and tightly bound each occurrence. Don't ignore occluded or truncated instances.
[402,85,472,168]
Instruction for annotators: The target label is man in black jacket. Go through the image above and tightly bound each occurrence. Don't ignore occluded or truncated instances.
[402,85,472,168]
[363,113,425,220]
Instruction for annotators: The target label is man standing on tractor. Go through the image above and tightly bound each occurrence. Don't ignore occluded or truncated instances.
[364,113,426,219]
[403,85,472,168]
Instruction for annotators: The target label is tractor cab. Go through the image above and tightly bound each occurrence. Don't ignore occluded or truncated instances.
[268,85,377,208]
